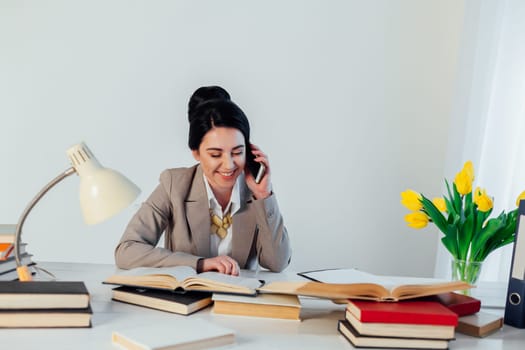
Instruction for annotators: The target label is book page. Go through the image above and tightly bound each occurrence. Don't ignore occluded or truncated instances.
[184,272,263,291]
[298,268,450,289]
[105,266,198,289]
[259,281,390,300]
[112,265,197,280]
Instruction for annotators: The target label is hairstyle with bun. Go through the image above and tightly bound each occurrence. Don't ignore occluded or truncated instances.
[187,86,251,151]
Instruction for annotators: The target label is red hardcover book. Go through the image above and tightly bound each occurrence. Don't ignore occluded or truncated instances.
[347,299,458,326]
[430,292,481,317]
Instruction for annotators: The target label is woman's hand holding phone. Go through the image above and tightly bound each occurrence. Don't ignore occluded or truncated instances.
[245,143,272,199]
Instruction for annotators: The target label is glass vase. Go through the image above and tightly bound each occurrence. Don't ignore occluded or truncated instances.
[451,259,483,295]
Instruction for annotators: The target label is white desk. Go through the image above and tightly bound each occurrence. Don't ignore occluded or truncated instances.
[2,262,525,350]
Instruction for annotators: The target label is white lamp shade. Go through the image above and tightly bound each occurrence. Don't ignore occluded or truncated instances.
[67,142,140,225]
[78,167,140,224]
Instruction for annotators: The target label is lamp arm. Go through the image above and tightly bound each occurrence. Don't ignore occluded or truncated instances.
[14,167,76,267]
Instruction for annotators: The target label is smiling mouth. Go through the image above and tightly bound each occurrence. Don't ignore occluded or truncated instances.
[219,171,235,177]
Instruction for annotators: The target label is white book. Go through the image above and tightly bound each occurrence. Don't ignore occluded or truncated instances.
[112,318,235,350]
[0,224,16,244]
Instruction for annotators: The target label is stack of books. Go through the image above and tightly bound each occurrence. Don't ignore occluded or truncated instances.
[105,266,301,319]
[0,281,92,328]
[105,265,265,317]
[0,224,36,281]
[338,299,459,349]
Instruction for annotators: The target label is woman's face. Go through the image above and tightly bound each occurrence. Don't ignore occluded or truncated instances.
[192,127,246,195]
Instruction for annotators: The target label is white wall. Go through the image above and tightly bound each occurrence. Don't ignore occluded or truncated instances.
[0,0,465,277]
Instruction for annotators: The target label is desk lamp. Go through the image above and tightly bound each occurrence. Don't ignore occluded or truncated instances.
[13,142,140,281]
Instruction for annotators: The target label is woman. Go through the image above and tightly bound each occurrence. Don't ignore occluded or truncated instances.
[115,86,291,275]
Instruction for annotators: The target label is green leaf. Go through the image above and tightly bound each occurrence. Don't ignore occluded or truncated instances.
[445,179,454,206]
[471,217,506,261]
[452,183,463,219]
[420,195,447,233]
[459,203,475,259]
[444,197,457,217]
[441,234,458,258]
[474,209,490,240]
[444,222,461,259]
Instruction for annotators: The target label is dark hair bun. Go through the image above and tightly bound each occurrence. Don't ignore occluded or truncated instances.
[188,86,231,121]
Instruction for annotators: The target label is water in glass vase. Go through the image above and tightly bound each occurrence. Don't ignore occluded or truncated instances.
[451,259,483,295]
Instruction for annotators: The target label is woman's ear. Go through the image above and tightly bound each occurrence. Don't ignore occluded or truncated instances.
[192,150,200,161]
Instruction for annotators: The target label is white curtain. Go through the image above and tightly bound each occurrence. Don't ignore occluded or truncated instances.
[435,0,525,282]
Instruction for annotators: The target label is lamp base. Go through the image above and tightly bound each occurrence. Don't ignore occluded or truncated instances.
[17,265,33,281]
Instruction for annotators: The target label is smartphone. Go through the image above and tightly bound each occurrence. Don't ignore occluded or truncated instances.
[246,148,266,184]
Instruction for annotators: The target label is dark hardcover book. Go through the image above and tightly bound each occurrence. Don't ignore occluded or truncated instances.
[0,262,37,281]
[0,281,90,309]
[338,319,450,349]
[425,292,481,317]
[0,253,34,274]
[112,286,212,315]
[0,304,92,328]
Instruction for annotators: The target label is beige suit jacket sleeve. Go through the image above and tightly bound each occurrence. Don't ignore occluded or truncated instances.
[114,167,201,270]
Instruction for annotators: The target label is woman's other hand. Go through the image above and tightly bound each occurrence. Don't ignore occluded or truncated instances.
[200,255,240,276]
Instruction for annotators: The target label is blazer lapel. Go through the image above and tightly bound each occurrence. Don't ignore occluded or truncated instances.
[184,166,211,258]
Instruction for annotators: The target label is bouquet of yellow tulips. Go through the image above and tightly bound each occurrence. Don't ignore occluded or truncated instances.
[401,161,525,263]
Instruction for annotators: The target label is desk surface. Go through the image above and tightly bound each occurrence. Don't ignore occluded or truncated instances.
[2,262,524,350]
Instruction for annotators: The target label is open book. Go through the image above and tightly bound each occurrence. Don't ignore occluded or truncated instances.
[104,266,263,296]
[258,268,472,301]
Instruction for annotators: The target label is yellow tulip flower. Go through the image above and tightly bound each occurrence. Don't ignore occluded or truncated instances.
[400,189,423,211]
[474,187,493,212]
[432,197,447,212]
[473,186,482,203]
[463,161,475,183]
[454,167,473,195]
[516,190,525,207]
[404,212,429,229]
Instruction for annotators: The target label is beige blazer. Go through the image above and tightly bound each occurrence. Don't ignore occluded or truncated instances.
[115,165,291,272]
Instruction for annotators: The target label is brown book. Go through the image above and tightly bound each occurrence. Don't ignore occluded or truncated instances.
[338,320,450,349]
[112,286,212,315]
[212,293,301,320]
[104,266,262,296]
[0,305,92,328]
[456,311,503,337]
[0,281,90,309]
